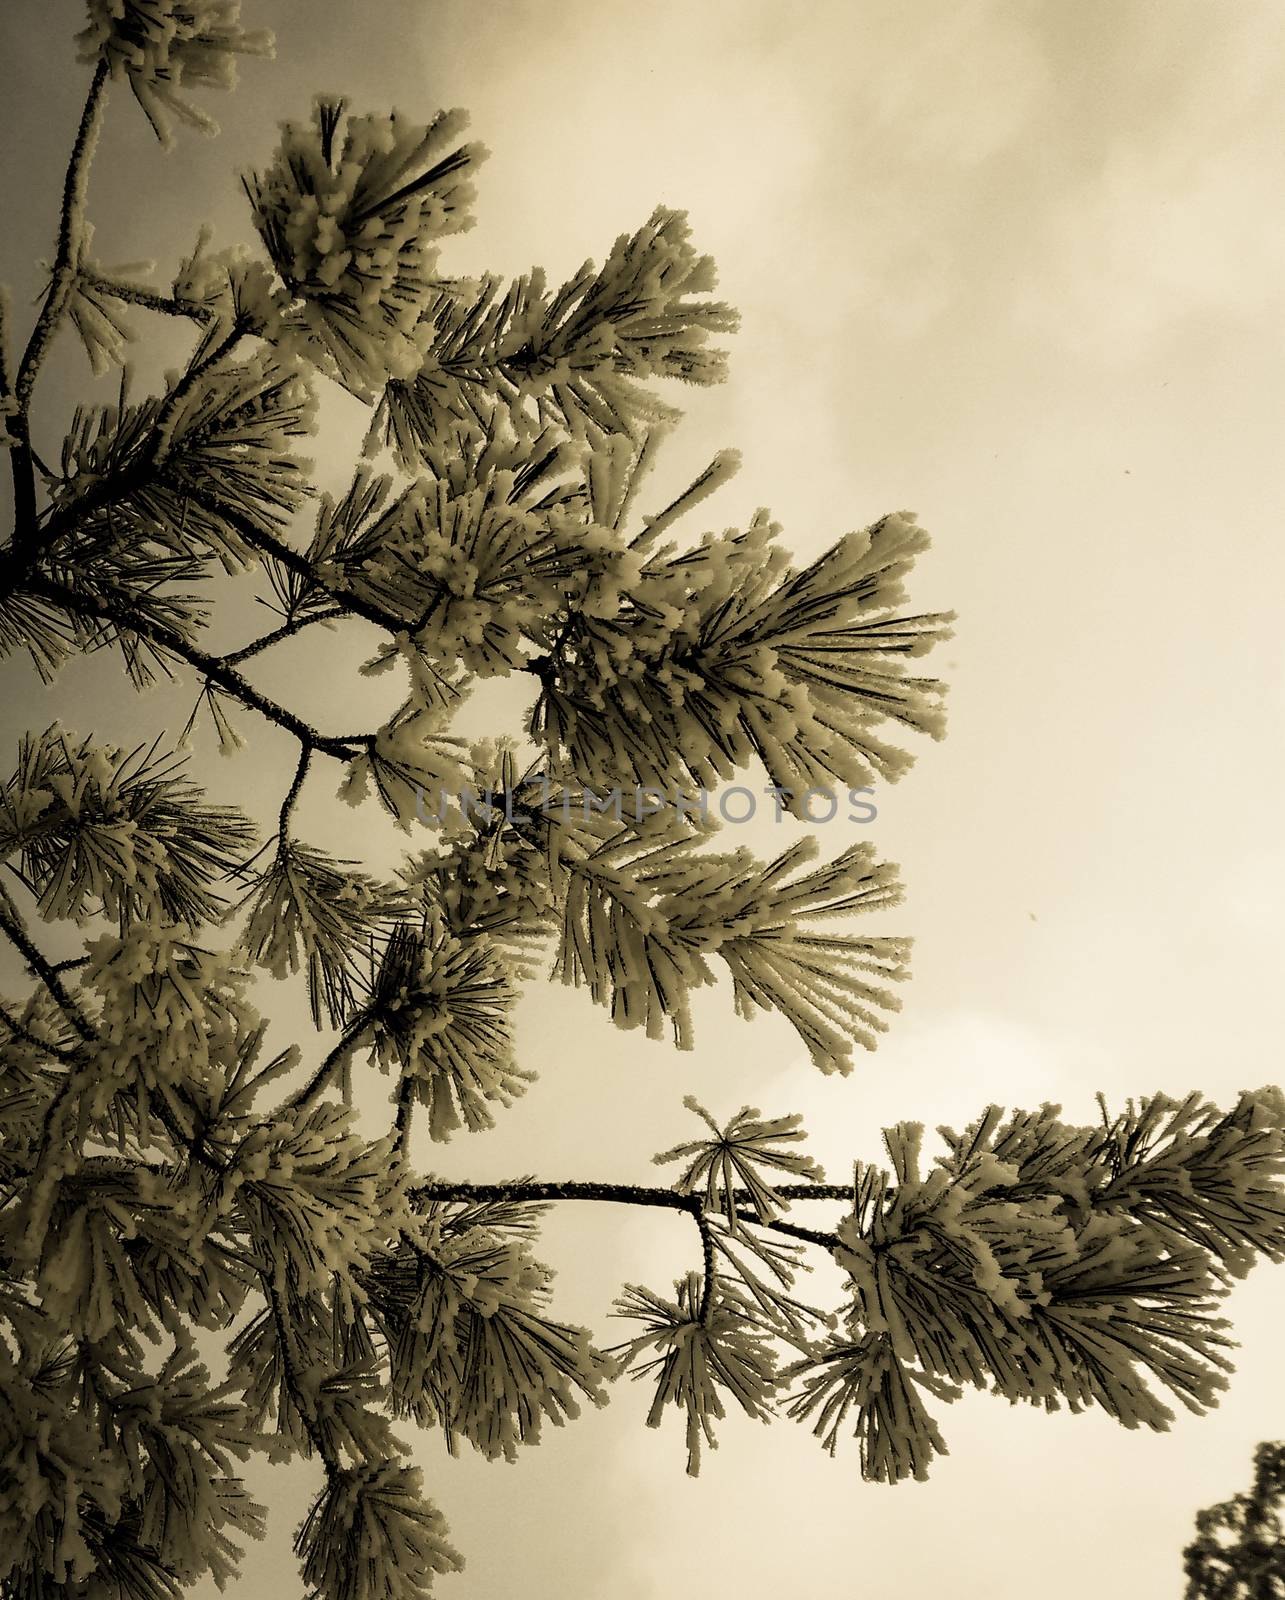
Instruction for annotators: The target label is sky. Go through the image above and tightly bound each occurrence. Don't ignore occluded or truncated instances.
[1,2,1283,1597]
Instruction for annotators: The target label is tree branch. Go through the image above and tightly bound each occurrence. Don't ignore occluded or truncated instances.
[78,268,214,324]
[0,288,13,400]
[194,497,426,640]
[740,1183,855,1204]
[1,318,243,599]
[0,881,94,1041]
[695,1207,717,1323]
[8,424,456,724]
[0,800,77,863]
[412,1178,841,1260]
[27,574,368,760]
[7,406,39,559]
[392,1073,415,1158]
[415,1177,701,1212]
[278,745,311,838]
[2,453,421,641]
[14,60,111,410]
[0,994,76,1062]
[284,1025,370,1113]
[7,61,110,557]
[151,320,248,456]
[223,608,345,665]
[760,1216,839,1250]
[412,1178,854,1210]
[265,1275,340,1475]
[50,955,90,975]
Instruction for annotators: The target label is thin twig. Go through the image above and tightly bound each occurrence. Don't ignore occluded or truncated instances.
[152,320,247,456]
[279,745,311,838]
[27,574,367,760]
[49,955,90,975]
[7,60,110,567]
[763,1216,839,1250]
[0,289,12,399]
[392,1073,415,1157]
[695,1206,718,1324]
[14,59,110,409]
[285,1025,369,1113]
[223,608,345,665]
[0,995,75,1061]
[266,1276,340,1475]
[79,270,214,324]
[411,1178,844,1254]
[194,497,424,639]
[0,882,94,1041]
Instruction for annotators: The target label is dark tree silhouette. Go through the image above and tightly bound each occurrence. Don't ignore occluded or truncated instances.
[1185,1443,1285,1600]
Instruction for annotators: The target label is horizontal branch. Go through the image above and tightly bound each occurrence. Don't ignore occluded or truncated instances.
[415,1178,702,1212]
[79,269,214,324]
[412,1178,842,1251]
[413,1178,855,1209]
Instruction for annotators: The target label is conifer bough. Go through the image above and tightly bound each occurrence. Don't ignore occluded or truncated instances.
[1,6,1283,1596]
[1184,1441,1285,1599]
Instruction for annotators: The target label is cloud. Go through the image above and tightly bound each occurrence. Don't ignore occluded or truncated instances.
[1007,5,1285,359]
[1014,140,1285,360]
[766,1007,1095,1184]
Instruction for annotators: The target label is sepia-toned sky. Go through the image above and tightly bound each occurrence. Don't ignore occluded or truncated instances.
[2,2,1284,1596]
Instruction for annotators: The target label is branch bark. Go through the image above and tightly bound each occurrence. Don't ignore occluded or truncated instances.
[27,574,369,760]
[412,1177,841,1258]
[0,880,95,1041]
[7,60,110,555]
